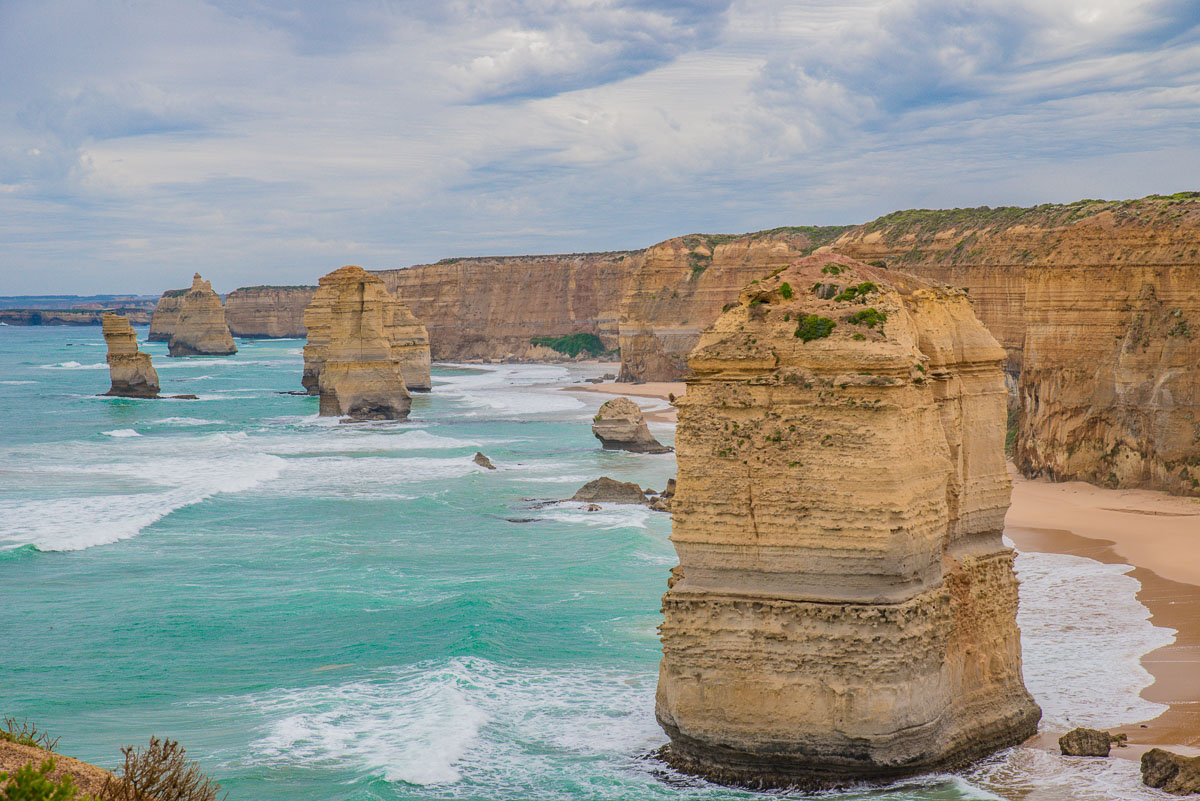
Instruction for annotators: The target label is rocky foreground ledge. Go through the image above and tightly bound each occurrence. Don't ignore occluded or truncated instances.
[654,253,1040,788]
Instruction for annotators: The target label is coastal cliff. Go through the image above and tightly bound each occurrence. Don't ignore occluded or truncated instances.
[616,228,849,381]
[387,301,432,392]
[376,252,634,361]
[306,266,412,419]
[655,254,1040,786]
[224,285,315,338]
[831,196,1200,494]
[101,313,159,398]
[167,274,237,357]
[0,308,151,326]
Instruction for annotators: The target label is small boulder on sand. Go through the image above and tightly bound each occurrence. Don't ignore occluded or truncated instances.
[1142,748,1200,795]
[591,398,671,454]
[1058,727,1119,757]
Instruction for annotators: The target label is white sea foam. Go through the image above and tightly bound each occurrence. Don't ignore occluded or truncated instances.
[0,431,285,551]
[537,502,651,530]
[40,361,107,370]
[238,657,662,788]
[274,456,478,498]
[965,744,1172,800]
[436,364,585,417]
[259,429,479,456]
[0,380,38,385]
[102,428,141,438]
[153,417,222,427]
[1013,549,1174,729]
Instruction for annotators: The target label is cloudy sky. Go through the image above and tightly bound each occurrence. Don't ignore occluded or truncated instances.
[1,0,1198,294]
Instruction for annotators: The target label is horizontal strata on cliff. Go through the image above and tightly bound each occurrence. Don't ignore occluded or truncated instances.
[224,285,316,338]
[374,252,637,362]
[656,254,1039,787]
[829,195,1200,496]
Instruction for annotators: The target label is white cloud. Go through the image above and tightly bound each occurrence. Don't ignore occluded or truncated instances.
[0,0,1196,293]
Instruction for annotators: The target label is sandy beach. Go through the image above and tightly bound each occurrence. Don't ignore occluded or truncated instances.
[564,380,686,423]
[1007,468,1200,754]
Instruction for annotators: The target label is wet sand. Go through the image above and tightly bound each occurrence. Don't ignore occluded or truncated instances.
[564,381,685,423]
[1007,469,1200,753]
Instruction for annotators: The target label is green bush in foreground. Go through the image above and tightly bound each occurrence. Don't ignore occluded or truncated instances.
[794,315,835,342]
[529,333,608,357]
[833,282,878,303]
[0,759,81,801]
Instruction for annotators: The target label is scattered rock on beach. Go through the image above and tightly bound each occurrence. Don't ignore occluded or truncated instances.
[1142,748,1200,795]
[1058,727,1117,757]
[591,397,671,453]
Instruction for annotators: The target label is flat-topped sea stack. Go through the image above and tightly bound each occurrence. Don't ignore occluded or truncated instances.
[101,313,160,398]
[167,274,237,357]
[307,266,411,420]
[591,397,670,453]
[655,253,1040,787]
[303,267,431,396]
[147,287,188,341]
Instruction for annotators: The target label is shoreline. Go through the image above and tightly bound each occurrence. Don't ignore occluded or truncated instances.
[562,380,685,424]
[1006,467,1200,754]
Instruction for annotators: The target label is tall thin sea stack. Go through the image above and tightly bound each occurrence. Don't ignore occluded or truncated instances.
[307,266,412,421]
[101,313,160,398]
[655,254,1040,787]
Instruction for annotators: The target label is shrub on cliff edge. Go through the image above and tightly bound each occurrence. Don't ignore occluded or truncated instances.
[0,759,82,801]
[529,333,608,357]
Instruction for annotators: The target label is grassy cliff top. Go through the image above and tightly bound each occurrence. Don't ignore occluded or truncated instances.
[856,192,1200,246]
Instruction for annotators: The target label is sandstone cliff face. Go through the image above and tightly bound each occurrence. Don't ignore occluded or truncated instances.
[101,313,160,398]
[375,252,633,361]
[304,269,431,395]
[167,274,237,357]
[223,286,316,338]
[616,229,848,382]
[831,197,1200,495]
[655,254,1040,786]
[148,289,187,341]
[307,266,411,420]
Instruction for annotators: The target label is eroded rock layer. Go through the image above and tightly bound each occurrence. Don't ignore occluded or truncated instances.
[167,274,237,356]
[616,229,849,381]
[101,313,160,398]
[306,266,411,420]
[376,251,634,361]
[224,286,316,338]
[303,269,430,395]
[830,197,1200,495]
[656,254,1040,786]
[148,288,187,341]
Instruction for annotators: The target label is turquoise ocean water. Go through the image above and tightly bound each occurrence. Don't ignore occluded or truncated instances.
[0,326,1178,801]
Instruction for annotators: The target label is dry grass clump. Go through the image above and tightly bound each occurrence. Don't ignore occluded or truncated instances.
[100,738,225,801]
[0,719,60,753]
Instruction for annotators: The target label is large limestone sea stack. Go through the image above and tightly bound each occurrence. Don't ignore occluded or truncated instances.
[101,313,160,398]
[305,266,412,420]
[655,254,1040,786]
[167,273,237,356]
[303,268,431,395]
